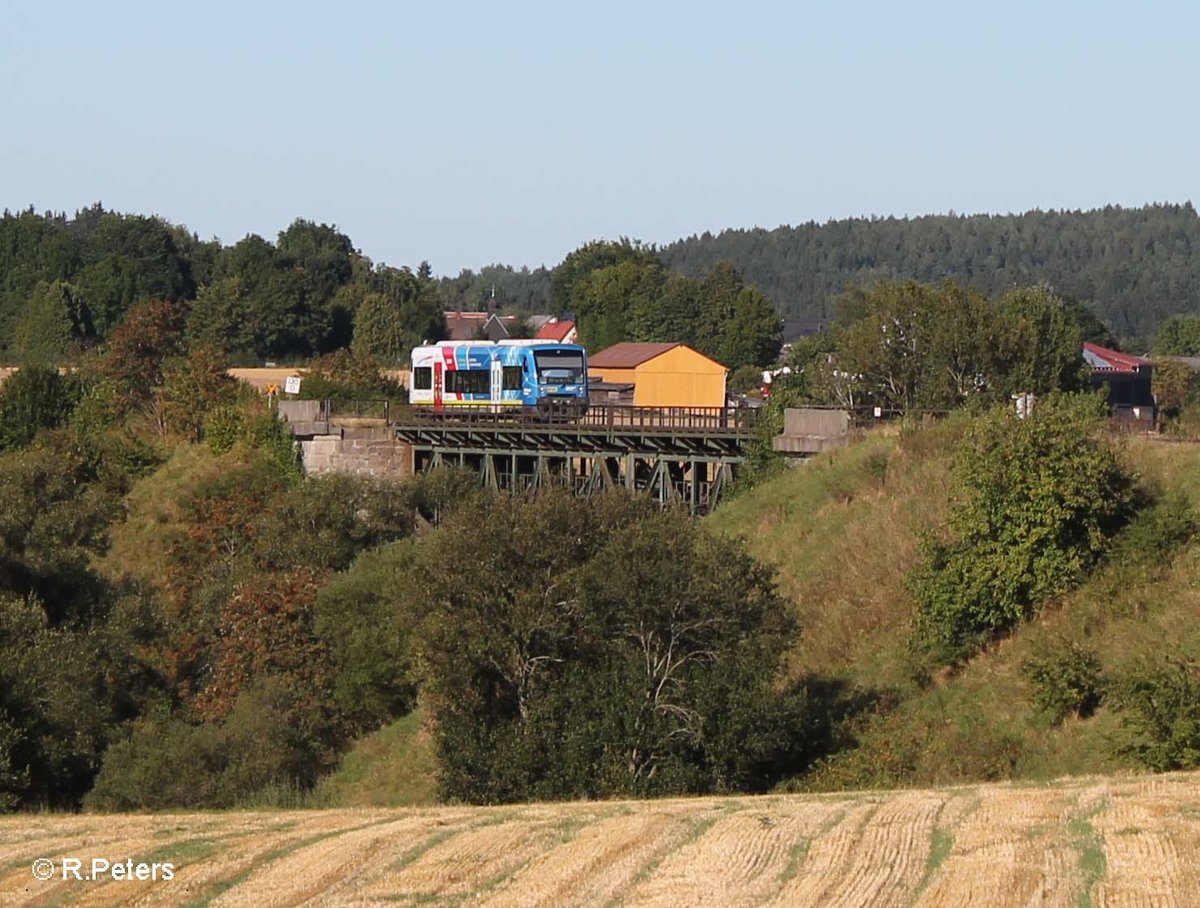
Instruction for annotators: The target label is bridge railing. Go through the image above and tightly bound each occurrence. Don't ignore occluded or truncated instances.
[390,403,758,433]
[577,405,757,432]
[319,399,400,422]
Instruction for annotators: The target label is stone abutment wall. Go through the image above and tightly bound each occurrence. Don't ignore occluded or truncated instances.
[299,427,413,479]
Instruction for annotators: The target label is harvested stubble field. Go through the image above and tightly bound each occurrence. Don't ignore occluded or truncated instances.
[3,771,1200,907]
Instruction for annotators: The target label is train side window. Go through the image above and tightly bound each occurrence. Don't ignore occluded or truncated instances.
[445,370,489,394]
[503,366,523,390]
[413,367,432,390]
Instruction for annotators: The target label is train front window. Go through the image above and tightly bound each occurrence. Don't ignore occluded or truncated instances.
[534,351,584,384]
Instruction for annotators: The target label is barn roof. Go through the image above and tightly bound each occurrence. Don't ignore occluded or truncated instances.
[1082,342,1153,374]
[587,342,682,368]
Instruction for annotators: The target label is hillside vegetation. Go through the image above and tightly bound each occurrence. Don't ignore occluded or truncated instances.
[710,425,1200,791]
[4,771,1200,906]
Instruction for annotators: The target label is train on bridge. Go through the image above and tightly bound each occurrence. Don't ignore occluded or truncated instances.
[408,340,589,417]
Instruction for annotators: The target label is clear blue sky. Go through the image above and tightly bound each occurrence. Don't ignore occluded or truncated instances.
[2,1,1196,275]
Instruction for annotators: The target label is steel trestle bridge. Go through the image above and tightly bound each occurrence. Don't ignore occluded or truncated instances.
[391,405,757,514]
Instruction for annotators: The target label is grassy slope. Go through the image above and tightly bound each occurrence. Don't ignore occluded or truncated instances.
[312,709,438,808]
[710,426,1200,791]
[709,421,958,692]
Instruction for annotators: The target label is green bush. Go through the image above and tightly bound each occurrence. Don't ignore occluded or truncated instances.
[401,465,491,524]
[1109,487,1198,565]
[1116,658,1200,771]
[245,408,302,481]
[910,395,1135,664]
[0,364,80,451]
[87,676,339,811]
[313,539,424,733]
[863,449,889,484]
[204,403,244,454]
[254,473,413,573]
[84,720,226,811]
[1021,638,1105,723]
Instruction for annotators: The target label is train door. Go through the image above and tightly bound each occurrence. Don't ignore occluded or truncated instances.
[490,357,503,412]
[433,360,443,413]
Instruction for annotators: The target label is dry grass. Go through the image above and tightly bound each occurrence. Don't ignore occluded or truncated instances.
[3,772,1200,906]
[710,423,960,690]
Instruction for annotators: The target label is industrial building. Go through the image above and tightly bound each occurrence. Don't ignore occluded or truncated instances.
[587,343,727,409]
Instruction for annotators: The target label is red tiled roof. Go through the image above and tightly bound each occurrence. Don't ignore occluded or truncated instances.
[1082,342,1152,374]
[535,319,575,341]
[587,342,681,368]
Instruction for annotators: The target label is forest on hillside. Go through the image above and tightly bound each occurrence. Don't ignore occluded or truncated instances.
[4,203,1200,365]
[659,204,1200,348]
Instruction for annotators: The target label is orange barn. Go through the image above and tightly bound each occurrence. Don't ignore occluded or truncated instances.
[587,343,727,409]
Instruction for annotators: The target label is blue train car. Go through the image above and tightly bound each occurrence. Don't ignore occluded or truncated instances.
[409,340,589,415]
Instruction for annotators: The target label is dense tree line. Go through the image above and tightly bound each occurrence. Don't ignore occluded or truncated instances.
[438,263,553,314]
[0,206,443,365]
[771,280,1091,414]
[660,203,1200,349]
[14,202,1200,373]
[553,241,783,370]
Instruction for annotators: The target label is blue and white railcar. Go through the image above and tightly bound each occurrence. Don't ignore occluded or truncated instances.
[409,340,589,414]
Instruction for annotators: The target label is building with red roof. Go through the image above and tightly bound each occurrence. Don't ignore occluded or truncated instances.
[534,318,577,343]
[1082,341,1155,418]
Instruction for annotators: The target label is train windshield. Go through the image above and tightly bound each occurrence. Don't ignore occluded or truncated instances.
[534,350,584,384]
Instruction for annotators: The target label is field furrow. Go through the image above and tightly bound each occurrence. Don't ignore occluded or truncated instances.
[1093,798,1184,908]
[810,791,942,908]
[917,786,1079,908]
[621,801,842,906]
[2,830,168,907]
[480,807,690,908]
[207,813,476,907]
[765,799,878,906]
[356,810,559,902]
